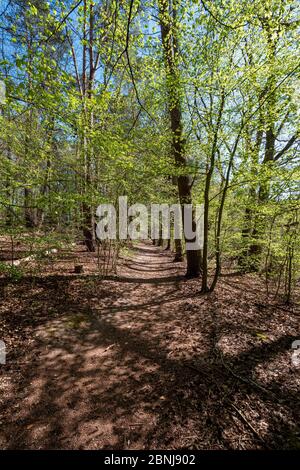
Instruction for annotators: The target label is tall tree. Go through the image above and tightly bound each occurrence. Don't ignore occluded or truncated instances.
[158,0,202,277]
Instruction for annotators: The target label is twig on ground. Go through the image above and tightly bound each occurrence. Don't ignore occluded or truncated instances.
[215,348,278,399]
[231,403,269,449]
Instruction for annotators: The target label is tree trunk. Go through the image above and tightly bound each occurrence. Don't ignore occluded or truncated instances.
[201,92,225,292]
[246,24,277,268]
[80,0,97,252]
[159,0,201,277]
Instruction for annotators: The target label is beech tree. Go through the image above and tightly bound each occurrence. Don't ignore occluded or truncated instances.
[0,0,299,299]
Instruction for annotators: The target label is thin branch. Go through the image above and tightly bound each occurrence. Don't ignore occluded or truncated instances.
[274,134,298,161]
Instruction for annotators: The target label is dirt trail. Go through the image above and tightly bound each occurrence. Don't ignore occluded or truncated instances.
[0,242,299,449]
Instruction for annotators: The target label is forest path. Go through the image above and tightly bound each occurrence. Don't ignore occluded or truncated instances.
[1,242,298,450]
[2,242,203,450]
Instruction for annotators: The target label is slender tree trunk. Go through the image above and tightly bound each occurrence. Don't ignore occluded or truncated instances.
[173,238,183,261]
[23,33,37,229]
[238,123,262,271]
[5,115,13,226]
[201,92,225,292]
[159,0,201,277]
[37,118,54,227]
[210,130,240,291]
[81,0,97,252]
[246,26,277,268]
[24,111,37,228]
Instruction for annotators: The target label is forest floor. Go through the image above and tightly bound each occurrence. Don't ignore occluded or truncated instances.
[0,241,299,450]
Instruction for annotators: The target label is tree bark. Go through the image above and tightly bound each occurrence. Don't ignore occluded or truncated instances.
[159,0,201,277]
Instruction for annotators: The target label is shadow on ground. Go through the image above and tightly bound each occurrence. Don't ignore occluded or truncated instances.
[0,244,299,449]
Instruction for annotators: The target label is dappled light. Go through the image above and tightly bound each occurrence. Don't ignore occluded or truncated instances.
[0,243,298,449]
